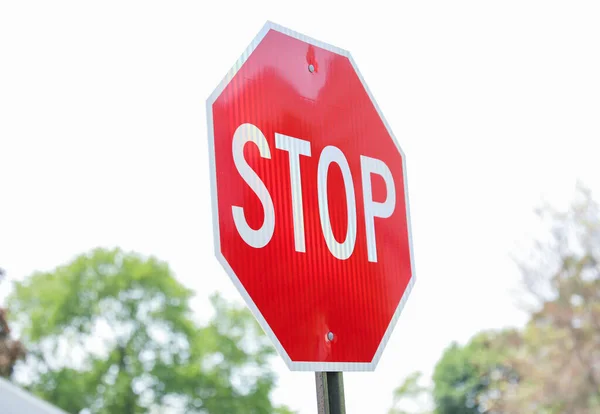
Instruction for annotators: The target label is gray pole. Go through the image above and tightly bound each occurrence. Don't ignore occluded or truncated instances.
[315,372,346,414]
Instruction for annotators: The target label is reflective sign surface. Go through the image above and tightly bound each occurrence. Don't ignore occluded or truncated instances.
[207,22,415,371]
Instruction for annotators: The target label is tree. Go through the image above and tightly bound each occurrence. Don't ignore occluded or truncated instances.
[390,183,600,413]
[430,330,520,414]
[389,330,520,414]
[502,183,600,413]
[7,248,293,414]
[389,371,431,414]
[0,267,26,378]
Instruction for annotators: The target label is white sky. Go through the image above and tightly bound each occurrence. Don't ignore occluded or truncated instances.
[1,1,599,413]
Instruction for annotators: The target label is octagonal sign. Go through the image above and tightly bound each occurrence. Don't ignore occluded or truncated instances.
[206,22,415,372]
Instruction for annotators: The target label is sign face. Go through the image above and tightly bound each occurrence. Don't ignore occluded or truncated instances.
[206,22,415,372]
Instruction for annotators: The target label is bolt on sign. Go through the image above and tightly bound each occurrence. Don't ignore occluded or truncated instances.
[206,21,415,373]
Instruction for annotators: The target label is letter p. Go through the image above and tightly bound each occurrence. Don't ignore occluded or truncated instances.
[360,156,396,263]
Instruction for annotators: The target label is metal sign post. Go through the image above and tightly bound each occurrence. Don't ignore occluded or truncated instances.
[316,372,346,414]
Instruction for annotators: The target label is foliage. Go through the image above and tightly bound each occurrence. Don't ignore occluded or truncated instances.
[502,183,600,413]
[431,330,520,414]
[0,267,27,378]
[390,183,600,414]
[389,371,431,414]
[7,248,292,414]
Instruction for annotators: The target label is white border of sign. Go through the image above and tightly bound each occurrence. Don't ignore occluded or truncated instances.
[206,21,416,372]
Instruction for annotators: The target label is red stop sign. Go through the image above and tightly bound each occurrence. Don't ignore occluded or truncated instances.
[207,22,415,371]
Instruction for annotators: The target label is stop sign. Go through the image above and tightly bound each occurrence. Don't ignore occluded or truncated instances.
[207,22,415,372]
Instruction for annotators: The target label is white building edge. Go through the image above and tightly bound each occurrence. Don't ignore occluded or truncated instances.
[0,376,68,414]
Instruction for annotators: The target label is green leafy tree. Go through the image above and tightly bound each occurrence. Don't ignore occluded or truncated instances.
[390,330,520,414]
[430,330,520,414]
[7,248,293,414]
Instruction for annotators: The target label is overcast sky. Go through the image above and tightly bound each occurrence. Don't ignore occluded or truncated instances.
[1,1,599,413]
